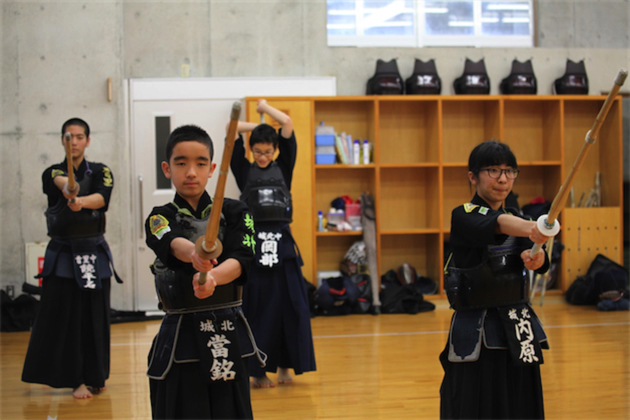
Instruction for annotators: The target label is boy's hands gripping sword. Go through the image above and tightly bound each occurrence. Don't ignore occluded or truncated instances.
[530,69,627,301]
[63,132,80,200]
[195,101,242,285]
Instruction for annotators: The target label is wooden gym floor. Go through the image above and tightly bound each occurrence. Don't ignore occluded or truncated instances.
[1,295,629,420]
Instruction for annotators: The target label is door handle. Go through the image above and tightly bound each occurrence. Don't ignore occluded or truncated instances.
[138,175,144,240]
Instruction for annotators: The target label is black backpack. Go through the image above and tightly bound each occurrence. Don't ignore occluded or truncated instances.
[454,58,490,95]
[314,276,360,316]
[379,269,435,314]
[366,59,404,95]
[565,254,629,305]
[405,59,441,95]
[350,273,373,314]
[554,59,589,95]
[500,59,537,94]
[1,290,40,332]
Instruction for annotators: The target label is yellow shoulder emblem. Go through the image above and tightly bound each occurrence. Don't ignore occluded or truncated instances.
[149,214,171,240]
[51,169,65,178]
[102,166,113,187]
[463,203,479,213]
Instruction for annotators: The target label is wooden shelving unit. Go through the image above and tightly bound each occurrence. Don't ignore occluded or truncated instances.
[245,95,624,297]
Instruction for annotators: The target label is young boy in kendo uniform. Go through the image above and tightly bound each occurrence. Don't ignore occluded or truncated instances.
[230,99,316,388]
[441,140,555,419]
[145,124,264,419]
[22,118,122,399]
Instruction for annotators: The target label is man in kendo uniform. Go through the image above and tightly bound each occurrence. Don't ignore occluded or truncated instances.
[22,118,122,399]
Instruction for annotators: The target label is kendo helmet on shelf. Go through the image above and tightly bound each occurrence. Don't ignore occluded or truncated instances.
[366,59,404,95]
[405,58,442,95]
[500,59,537,94]
[553,59,589,95]
[453,58,491,95]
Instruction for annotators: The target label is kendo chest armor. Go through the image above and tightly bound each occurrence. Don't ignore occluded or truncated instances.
[240,161,292,223]
[45,170,106,239]
[152,210,242,313]
[445,236,529,310]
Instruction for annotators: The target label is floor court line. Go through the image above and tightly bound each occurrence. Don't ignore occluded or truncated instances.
[110,320,630,346]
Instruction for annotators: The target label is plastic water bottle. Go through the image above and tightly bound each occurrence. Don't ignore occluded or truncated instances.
[353,139,360,165]
[317,211,324,231]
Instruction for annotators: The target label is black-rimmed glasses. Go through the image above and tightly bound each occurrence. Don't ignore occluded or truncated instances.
[480,167,520,180]
[252,150,275,158]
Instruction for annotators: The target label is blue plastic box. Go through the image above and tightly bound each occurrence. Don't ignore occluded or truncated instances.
[315,134,335,146]
[315,154,336,164]
[316,145,335,155]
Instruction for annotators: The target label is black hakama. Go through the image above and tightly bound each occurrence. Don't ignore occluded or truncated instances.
[22,275,111,389]
[243,224,316,377]
[148,312,254,420]
[150,358,253,419]
[440,340,545,419]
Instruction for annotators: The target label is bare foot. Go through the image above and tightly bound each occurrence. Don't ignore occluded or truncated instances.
[277,368,293,385]
[72,384,93,399]
[252,375,275,389]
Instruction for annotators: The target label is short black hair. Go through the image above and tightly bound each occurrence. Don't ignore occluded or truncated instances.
[468,140,518,176]
[165,124,214,162]
[249,124,278,149]
[61,118,90,137]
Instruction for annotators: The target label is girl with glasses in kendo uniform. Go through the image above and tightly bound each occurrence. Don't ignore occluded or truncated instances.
[441,140,555,419]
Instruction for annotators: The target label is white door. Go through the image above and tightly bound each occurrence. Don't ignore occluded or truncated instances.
[128,78,336,312]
